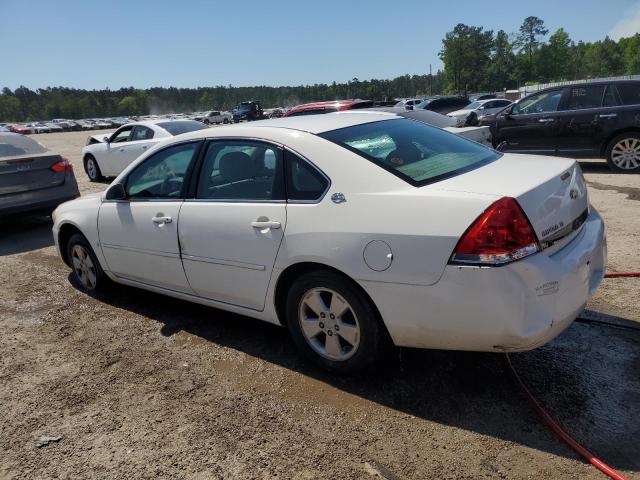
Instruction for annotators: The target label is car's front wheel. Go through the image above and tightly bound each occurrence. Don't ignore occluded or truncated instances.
[223,118,229,124]
[66,233,108,293]
[606,133,640,172]
[286,271,383,373]
[84,155,104,182]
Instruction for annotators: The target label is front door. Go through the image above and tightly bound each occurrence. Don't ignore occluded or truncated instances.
[179,140,286,310]
[497,88,564,154]
[98,141,201,292]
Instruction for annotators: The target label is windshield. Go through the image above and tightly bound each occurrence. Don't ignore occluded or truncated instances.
[157,121,209,136]
[319,118,500,186]
[238,103,252,111]
[466,101,482,109]
[0,134,48,158]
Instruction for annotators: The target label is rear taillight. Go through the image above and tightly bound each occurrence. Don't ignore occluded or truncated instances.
[51,157,73,173]
[449,197,539,266]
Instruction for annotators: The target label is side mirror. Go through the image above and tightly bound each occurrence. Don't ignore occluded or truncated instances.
[103,136,110,143]
[105,183,126,200]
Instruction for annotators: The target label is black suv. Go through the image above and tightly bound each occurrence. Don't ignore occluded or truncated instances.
[487,80,640,172]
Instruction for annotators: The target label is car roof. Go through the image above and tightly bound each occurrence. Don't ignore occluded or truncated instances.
[287,99,372,114]
[176,111,398,139]
[531,79,640,96]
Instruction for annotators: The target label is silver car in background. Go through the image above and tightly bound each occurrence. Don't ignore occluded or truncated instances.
[447,98,513,126]
[0,133,79,217]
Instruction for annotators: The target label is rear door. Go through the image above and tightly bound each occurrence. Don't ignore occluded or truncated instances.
[555,84,617,157]
[496,88,564,154]
[178,139,286,310]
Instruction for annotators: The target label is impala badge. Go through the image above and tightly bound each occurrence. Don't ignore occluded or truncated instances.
[331,192,346,204]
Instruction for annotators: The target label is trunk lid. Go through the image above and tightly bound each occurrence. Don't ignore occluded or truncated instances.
[0,153,66,196]
[430,153,589,245]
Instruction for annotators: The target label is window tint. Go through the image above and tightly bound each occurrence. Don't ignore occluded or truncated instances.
[320,118,500,186]
[512,90,562,115]
[131,126,154,141]
[126,142,198,199]
[156,120,209,136]
[616,84,640,105]
[111,127,132,143]
[565,86,606,110]
[285,150,329,201]
[603,86,619,107]
[196,141,283,201]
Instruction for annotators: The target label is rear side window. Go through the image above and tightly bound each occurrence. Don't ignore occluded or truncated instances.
[603,86,619,107]
[320,118,500,186]
[285,150,329,201]
[131,126,154,141]
[616,84,640,105]
[565,86,605,110]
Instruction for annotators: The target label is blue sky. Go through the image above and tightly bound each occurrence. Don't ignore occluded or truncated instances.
[2,0,639,90]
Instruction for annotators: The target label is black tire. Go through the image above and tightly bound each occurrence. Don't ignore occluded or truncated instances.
[204,119,210,125]
[605,132,640,172]
[465,111,478,126]
[84,155,104,182]
[66,233,109,293]
[286,271,383,373]
[223,118,229,124]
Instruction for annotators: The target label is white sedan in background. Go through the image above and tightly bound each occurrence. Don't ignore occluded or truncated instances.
[81,119,208,181]
[448,98,513,126]
[53,112,606,373]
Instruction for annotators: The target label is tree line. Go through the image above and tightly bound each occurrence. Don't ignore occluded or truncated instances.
[440,16,640,93]
[1,16,639,122]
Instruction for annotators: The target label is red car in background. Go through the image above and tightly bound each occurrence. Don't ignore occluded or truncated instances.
[284,99,373,117]
[8,124,32,135]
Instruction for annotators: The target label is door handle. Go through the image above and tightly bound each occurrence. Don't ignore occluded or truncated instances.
[598,113,617,118]
[152,216,173,224]
[538,118,555,123]
[142,145,149,150]
[251,220,281,229]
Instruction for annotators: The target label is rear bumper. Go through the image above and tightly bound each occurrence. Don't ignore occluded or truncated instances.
[360,208,607,351]
[0,174,80,217]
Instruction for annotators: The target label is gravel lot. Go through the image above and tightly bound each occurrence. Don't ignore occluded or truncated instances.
[1,129,638,479]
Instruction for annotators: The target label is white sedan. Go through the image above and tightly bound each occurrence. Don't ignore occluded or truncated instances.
[81,119,208,181]
[448,98,513,126]
[53,112,606,373]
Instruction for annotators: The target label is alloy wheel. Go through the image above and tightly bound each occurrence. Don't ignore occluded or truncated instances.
[611,138,640,170]
[86,159,97,180]
[298,288,360,361]
[71,244,97,290]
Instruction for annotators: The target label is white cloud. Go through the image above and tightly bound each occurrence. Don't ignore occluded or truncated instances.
[609,1,640,40]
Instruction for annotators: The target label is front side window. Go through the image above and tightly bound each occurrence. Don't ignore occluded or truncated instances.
[320,118,500,186]
[126,142,199,199]
[512,89,562,115]
[196,141,283,201]
[616,84,640,105]
[565,86,606,110]
[285,150,329,201]
[110,127,133,143]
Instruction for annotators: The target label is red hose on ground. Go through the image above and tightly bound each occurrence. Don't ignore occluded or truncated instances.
[504,354,628,480]
[604,272,640,278]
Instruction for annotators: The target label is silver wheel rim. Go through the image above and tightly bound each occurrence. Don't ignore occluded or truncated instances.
[298,288,360,361]
[71,245,97,290]
[87,159,97,179]
[611,138,640,170]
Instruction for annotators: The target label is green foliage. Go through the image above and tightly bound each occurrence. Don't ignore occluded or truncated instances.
[441,17,640,91]
[0,73,445,122]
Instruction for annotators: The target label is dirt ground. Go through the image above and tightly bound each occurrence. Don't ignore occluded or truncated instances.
[1,130,638,479]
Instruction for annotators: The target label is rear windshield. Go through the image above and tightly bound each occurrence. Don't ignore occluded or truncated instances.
[157,120,209,136]
[319,118,500,186]
[0,134,48,158]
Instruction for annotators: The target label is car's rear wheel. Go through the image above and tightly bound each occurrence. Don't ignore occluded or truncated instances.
[66,233,108,293]
[84,155,104,182]
[286,271,382,373]
[606,133,640,172]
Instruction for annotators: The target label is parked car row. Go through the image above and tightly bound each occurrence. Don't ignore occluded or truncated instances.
[1,117,132,134]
